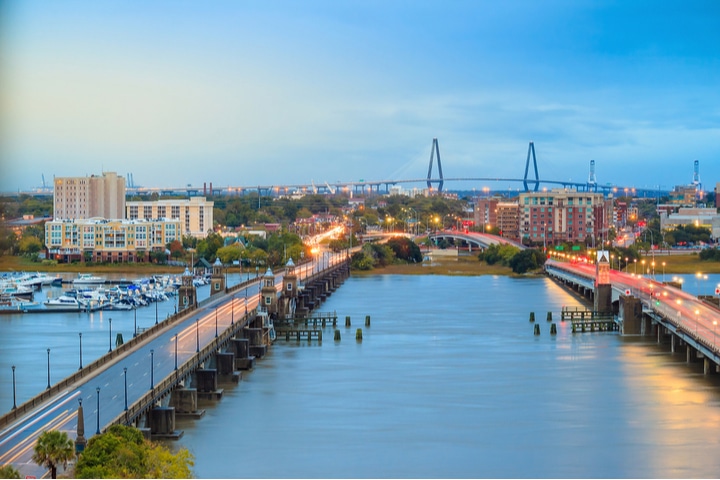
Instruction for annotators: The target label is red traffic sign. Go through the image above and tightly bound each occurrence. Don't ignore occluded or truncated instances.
[715,288,720,295]
[625,289,631,296]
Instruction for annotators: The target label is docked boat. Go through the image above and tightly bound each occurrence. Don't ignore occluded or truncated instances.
[43,295,83,310]
[73,273,105,285]
[0,282,34,300]
[0,296,41,312]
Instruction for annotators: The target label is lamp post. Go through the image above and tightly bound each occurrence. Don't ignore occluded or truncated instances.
[11,365,16,410]
[150,349,154,390]
[714,320,717,347]
[196,319,200,353]
[123,367,128,411]
[133,308,137,338]
[155,299,158,325]
[108,318,113,353]
[95,387,100,435]
[231,296,234,326]
[624,257,628,272]
[633,259,637,274]
[46,348,50,390]
[174,334,179,370]
[662,261,666,282]
[78,332,83,370]
[215,307,218,338]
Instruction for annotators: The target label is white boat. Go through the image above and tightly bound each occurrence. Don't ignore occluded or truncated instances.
[44,295,83,310]
[73,273,105,285]
[0,296,41,312]
[0,282,34,300]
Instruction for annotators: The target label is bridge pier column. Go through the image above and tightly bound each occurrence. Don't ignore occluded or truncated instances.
[671,334,676,353]
[620,295,642,335]
[150,407,182,439]
[195,369,223,400]
[170,388,204,417]
[704,358,712,375]
[687,345,693,363]
[230,338,254,370]
[216,352,240,383]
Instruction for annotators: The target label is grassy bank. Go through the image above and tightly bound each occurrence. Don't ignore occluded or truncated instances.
[354,255,515,276]
[3,253,719,276]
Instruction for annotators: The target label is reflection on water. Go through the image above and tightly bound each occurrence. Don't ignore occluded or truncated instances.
[166,275,720,478]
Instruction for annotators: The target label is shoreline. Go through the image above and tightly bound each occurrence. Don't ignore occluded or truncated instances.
[2,253,720,276]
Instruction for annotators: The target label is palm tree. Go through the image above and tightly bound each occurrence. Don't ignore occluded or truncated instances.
[32,430,74,479]
[0,464,22,479]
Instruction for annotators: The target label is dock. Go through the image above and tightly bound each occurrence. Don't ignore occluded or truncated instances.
[561,306,619,332]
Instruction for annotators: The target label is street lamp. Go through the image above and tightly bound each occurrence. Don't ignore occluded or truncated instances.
[11,365,16,410]
[133,308,137,338]
[174,334,179,370]
[231,296,235,326]
[46,348,50,390]
[123,367,128,411]
[196,319,200,353]
[95,387,100,435]
[633,259,637,274]
[155,299,158,325]
[150,349,154,390]
[662,261,666,282]
[714,320,717,347]
[108,318,113,353]
[215,307,218,338]
[78,332,83,370]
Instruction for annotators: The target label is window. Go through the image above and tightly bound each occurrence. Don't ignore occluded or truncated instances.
[265,296,271,305]
[287,283,292,291]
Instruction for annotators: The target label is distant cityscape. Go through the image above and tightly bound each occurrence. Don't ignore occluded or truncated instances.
[1,167,719,265]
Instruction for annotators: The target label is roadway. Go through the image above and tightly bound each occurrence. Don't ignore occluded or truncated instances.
[548,259,720,351]
[0,254,344,478]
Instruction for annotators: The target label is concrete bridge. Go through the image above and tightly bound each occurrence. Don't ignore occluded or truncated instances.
[545,259,720,376]
[0,254,350,478]
[428,230,526,251]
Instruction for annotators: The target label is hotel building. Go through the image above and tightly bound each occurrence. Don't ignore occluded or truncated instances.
[53,172,126,220]
[126,197,214,238]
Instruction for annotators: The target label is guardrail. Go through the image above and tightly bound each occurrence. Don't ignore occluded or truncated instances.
[0,278,262,431]
[107,307,257,428]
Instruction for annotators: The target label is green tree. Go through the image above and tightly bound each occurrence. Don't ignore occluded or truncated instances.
[18,236,42,255]
[216,243,244,264]
[386,237,423,263]
[0,464,22,478]
[508,248,547,274]
[75,424,194,479]
[32,430,74,479]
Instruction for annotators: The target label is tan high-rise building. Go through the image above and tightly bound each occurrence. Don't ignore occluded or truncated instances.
[53,172,126,220]
[126,197,214,238]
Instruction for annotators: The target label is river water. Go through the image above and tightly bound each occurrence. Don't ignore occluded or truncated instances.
[4,272,720,478]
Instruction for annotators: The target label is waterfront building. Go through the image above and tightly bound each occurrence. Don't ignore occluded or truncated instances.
[44,217,180,263]
[126,197,214,238]
[669,184,700,207]
[518,189,611,246]
[53,172,126,220]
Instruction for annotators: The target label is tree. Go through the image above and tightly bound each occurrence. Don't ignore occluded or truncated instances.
[508,248,546,274]
[18,236,42,255]
[0,465,21,478]
[387,237,423,263]
[32,430,74,479]
[75,424,194,479]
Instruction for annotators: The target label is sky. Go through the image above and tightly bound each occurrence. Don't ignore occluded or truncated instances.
[1,1,719,194]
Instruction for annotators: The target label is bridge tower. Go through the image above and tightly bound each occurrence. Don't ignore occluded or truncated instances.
[426,138,444,193]
[523,141,540,192]
[178,267,198,312]
[210,257,226,295]
[280,258,298,317]
[588,160,597,190]
[594,250,612,314]
[260,267,278,316]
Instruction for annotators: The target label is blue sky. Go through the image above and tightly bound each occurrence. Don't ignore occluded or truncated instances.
[1,1,719,193]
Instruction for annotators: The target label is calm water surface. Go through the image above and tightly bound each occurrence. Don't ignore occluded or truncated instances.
[172,274,720,479]
[4,272,720,478]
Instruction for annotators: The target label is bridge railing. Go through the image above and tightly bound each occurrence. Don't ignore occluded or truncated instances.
[107,307,257,428]
[0,278,261,432]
